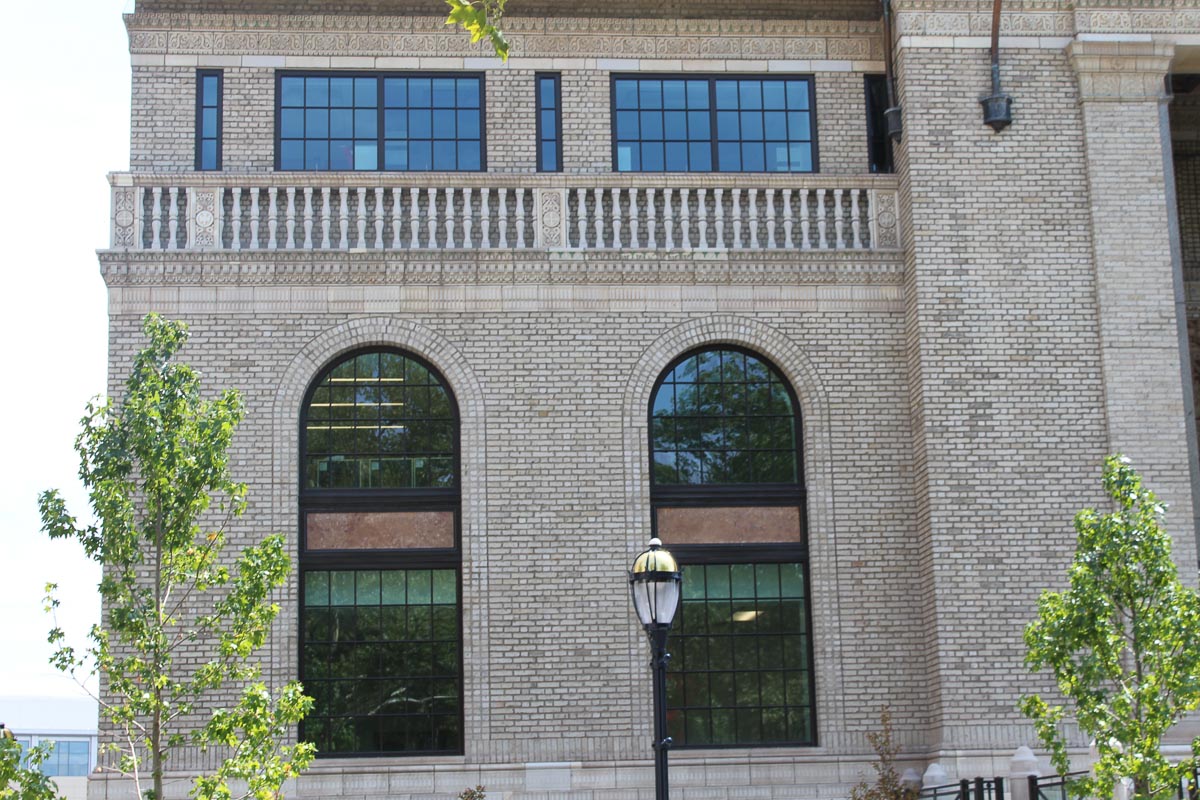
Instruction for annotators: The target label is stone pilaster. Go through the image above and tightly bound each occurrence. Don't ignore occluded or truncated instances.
[1068,39,1199,567]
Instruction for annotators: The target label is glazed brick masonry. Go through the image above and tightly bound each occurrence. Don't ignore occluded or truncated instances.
[94,1,1200,798]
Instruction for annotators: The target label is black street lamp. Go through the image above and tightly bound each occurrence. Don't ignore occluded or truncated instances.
[629,537,682,800]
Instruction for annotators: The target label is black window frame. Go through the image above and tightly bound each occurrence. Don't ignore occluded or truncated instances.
[275,70,488,172]
[195,69,223,171]
[535,72,563,173]
[298,348,464,758]
[648,345,817,749]
[610,73,819,174]
[864,74,895,175]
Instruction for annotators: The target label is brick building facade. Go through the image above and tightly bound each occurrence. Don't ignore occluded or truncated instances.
[97,0,1200,797]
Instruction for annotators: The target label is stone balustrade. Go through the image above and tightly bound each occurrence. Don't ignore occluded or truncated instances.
[108,172,902,253]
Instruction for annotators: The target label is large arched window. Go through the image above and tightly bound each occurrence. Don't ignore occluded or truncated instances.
[649,346,815,747]
[299,349,461,756]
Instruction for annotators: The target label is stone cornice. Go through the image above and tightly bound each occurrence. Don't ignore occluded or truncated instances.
[124,13,885,60]
[97,249,906,288]
[1068,39,1173,101]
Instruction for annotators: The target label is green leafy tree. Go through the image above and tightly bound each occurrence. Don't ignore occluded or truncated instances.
[444,0,509,60]
[1021,455,1200,800]
[0,735,63,800]
[38,314,315,800]
[850,705,917,800]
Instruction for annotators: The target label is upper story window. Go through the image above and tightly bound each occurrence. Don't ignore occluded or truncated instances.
[612,75,815,173]
[536,73,562,172]
[864,75,894,174]
[195,70,222,171]
[277,73,485,172]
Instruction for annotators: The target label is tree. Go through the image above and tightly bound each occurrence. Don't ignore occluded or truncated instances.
[1021,455,1200,800]
[38,314,315,800]
[445,0,509,60]
[0,735,62,800]
[850,705,917,800]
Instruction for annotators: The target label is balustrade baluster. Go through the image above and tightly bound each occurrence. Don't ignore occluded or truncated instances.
[629,190,640,248]
[834,188,845,249]
[851,189,863,249]
[286,187,297,249]
[301,188,312,249]
[732,190,742,249]
[686,189,696,248]
[481,187,492,247]
[391,188,403,249]
[409,187,421,247]
[446,189,457,248]
[231,187,242,251]
[516,189,527,248]
[320,188,332,249]
[697,189,709,249]
[611,188,622,248]
[783,191,794,249]
[646,189,657,249]
[151,187,163,249]
[337,189,349,249]
[267,187,279,249]
[817,189,828,249]
[593,188,604,248]
[748,190,759,249]
[374,187,385,249]
[353,187,365,248]
[710,188,720,248]
[799,191,811,250]
[132,187,145,250]
[664,188,675,249]
[766,189,777,249]
[427,188,439,247]
[498,189,509,248]
[575,190,587,248]
[463,188,474,248]
[249,189,260,249]
[167,187,179,250]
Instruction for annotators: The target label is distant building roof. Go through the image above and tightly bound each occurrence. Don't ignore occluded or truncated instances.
[0,696,97,738]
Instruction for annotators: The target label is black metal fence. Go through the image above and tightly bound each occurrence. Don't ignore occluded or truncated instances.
[1027,771,1088,800]
[919,777,1006,800]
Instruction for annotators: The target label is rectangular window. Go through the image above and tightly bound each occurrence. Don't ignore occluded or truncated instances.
[667,561,815,747]
[195,70,222,171]
[38,740,90,777]
[612,75,815,173]
[865,75,894,174]
[536,73,562,172]
[301,568,462,754]
[278,73,485,172]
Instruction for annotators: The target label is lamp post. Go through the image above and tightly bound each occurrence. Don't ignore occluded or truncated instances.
[629,537,682,800]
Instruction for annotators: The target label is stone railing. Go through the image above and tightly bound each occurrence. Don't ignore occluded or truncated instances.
[108,173,902,253]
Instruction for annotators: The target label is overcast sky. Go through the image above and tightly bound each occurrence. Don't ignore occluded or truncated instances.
[0,0,132,707]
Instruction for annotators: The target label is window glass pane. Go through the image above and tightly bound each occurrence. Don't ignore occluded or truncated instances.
[330,77,354,107]
[282,77,305,106]
[409,109,432,138]
[305,140,329,170]
[540,109,557,139]
[687,80,709,108]
[201,140,217,170]
[458,109,480,139]
[459,141,481,171]
[457,78,480,107]
[384,140,407,170]
[669,562,813,747]
[616,111,639,139]
[641,141,664,172]
[715,81,739,109]
[639,80,662,109]
[354,142,378,170]
[663,80,686,109]
[409,140,432,170]
[763,81,786,109]
[355,77,377,106]
[640,111,663,140]
[306,78,329,106]
[201,108,218,137]
[302,569,462,754]
[384,78,406,106]
[615,79,639,109]
[330,108,353,139]
[433,109,456,136]
[330,140,353,170]
[433,140,457,170]
[664,143,687,171]
[302,351,457,489]
[384,109,406,139]
[688,142,711,171]
[305,109,328,139]
[355,109,377,138]
[650,349,796,486]
[687,110,710,139]
[539,77,557,108]
[281,108,304,138]
[408,79,432,107]
[281,140,304,170]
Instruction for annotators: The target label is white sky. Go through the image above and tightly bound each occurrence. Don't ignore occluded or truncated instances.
[0,0,132,712]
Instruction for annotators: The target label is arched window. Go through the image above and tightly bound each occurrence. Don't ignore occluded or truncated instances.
[649,346,815,747]
[299,349,461,756]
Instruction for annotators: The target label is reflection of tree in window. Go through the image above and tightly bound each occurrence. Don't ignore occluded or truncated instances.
[649,347,815,747]
[300,349,462,756]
